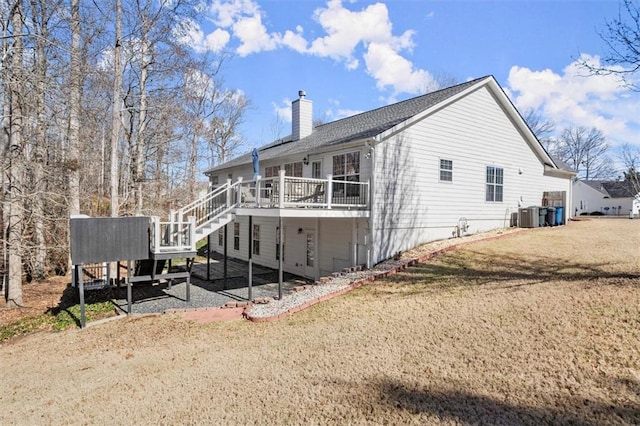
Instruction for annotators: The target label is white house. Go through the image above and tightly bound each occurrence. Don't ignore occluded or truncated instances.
[176,76,574,281]
[573,179,640,217]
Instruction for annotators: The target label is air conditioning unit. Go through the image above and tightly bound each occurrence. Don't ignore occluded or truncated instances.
[518,207,539,228]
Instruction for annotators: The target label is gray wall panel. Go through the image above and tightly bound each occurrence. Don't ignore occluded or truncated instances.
[70,217,151,264]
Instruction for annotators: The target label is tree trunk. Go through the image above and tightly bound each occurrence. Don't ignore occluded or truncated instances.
[110,0,122,218]
[134,23,149,215]
[30,0,49,280]
[6,2,25,307]
[108,0,123,280]
[68,0,81,217]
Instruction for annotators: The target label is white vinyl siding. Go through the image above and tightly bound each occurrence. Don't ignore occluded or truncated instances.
[372,85,571,263]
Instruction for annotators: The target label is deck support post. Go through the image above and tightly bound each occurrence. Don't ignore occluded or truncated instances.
[127,260,133,314]
[76,265,86,328]
[223,223,228,290]
[186,258,192,302]
[206,234,211,281]
[248,215,253,302]
[278,216,283,300]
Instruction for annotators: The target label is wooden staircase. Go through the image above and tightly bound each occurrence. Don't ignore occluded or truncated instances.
[151,180,242,254]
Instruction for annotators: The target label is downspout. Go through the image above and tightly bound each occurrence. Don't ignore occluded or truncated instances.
[366,136,379,268]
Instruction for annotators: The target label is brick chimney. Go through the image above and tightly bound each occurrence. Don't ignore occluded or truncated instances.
[292,90,312,141]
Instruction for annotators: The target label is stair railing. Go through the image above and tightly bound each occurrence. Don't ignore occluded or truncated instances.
[170,178,242,234]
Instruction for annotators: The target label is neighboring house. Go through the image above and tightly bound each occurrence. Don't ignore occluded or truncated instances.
[573,179,640,217]
[180,75,574,281]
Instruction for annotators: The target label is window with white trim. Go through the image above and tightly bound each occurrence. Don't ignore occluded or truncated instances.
[252,224,260,256]
[218,228,224,246]
[284,161,303,177]
[485,166,504,202]
[332,151,360,197]
[311,161,322,179]
[439,159,453,182]
[233,222,240,250]
[264,165,280,178]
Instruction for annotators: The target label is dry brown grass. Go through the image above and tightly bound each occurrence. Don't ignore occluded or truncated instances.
[0,219,638,425]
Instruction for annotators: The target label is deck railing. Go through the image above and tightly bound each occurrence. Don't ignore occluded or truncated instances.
[150,216,196,253]
[156,172,369,253]
[239,171,369,209]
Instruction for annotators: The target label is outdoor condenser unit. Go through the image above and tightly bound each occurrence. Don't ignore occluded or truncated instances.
[518,207,539,228]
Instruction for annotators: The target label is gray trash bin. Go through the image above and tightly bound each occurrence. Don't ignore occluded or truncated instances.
[538,207,547,226]
[546,207,556,226]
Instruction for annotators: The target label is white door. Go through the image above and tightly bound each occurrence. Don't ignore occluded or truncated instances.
[305,232,316,278]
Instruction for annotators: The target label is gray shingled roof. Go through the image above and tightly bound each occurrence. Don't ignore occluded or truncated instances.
[205,76,489,174]
[582,180,638,198]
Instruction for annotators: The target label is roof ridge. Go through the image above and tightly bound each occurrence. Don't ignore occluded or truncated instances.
[314,75,490,131]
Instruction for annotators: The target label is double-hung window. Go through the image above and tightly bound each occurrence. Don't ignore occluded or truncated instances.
[439,159,453,182]
[233,222,240,250]
[485,166,504,202]
[284,162,303,177]
[332,151,360,200]
[252,224,260,256]
[264,165,280,178]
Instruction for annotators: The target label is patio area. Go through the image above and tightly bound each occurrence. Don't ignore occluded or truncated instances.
[112,253,311,315]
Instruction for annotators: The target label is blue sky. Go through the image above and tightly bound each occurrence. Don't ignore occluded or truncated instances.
[180,0,639,170]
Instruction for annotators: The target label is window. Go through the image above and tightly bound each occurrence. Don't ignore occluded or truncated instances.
[333,151,360,198]
[264,165,280,178]
[439,159,453,182]
[211,175,219,186]
[284,162,303,177]
[311,161,322,179]
[486,166,504,202]
[233,222,240,250]
[252,224,260,256]
[227,173,233,180]
[218,228,224,246]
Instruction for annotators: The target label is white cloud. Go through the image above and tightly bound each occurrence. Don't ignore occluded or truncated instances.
[507,54,640,148]
[272,98,292,123]
[306,0,431,95]
[233,13,278,56]
[208,0,260,28]
[364,42,437,94]
[281,28,308,53]
[173,17,230,53]
[192,0,436,95]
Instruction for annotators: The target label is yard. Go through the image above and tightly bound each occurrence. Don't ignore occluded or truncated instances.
[0,219,638,425]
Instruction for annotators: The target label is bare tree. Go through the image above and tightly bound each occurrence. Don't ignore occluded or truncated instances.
[4,0,26,306]
[582,0,640,90]
[110,0,123,218]
[206,91,249,166]
[620,143,640,191]
[68,0,81,217]
[522,107,556,150]
[555,127,613,180]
